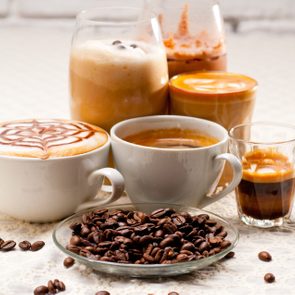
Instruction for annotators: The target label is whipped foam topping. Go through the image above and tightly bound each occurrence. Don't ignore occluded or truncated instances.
[0,119,108,159]
[72,39,164,63]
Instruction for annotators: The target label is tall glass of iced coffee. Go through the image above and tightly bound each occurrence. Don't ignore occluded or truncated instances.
[70,7,169,132]
[149,0,227,77]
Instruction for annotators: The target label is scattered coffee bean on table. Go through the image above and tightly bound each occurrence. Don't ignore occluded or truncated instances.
[258,251,272,262]
[224,251,235,259]
[31,241,45,251]
[95,291,111,295]
[66,208,231,264]
[63,256,75,268]
[34,279,66,295]
[34,285,49,295]
[264,273,275,283]
[168,292,180,295]
[0,240,16,251]
[19,240,31,251]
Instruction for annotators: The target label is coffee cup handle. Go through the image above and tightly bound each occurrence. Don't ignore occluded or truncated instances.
[76,167,125,212]
[198,153,242,208]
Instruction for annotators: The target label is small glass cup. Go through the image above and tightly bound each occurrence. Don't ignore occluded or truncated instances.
[229,122,295,228]
[146,0,227,77]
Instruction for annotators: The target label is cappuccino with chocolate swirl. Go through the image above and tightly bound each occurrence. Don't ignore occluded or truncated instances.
[0,119,108,159]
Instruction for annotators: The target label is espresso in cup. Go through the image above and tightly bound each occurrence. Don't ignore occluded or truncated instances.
[237,149,295,220]
[0,119,124,222]
[111,115,242,209]
[124,128,218,149]
[230,122,295,227]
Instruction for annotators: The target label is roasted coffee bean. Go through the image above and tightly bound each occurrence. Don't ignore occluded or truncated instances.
[150,208,168,218]
[54,279,66,291]
[1,240,16,251]
[159,237,174,248]
[220,240,231,249]
[151,246,161,256]
[112,40,122,45]
[34,285,49,295]
[63,257,75,268]
[70,235,81,245]
[163,222,177,234]
[258,251,272,262]
[199,241,209,252]
[217,231,227,238]
[117,45,126,50]
[143,253,155,263]
[172,215,186,226]
[176,253,189,262]
[154,249,164,262]
[66,208,230,265]
[31,241,45,251]
[48,280,56,294]
[130,44,138,49]
[96,291,111,295]
[140,235,153,245]
[66,244,80,254]
[114,236,133,245]
[18,240,31,251]
[224,251,235,259]
[264,273,275,283]
[181,242,196,251]
[168,292,179,295]
[208,237,222,245]
[180,250,193,256]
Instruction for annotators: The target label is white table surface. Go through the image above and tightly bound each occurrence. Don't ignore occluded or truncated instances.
[1,22,295,295]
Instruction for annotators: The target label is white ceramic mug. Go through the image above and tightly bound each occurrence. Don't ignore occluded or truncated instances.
[111,115,242,208]
[0,135,125,222]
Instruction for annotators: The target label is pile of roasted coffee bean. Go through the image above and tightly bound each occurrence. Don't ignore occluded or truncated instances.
[66,208,231,264]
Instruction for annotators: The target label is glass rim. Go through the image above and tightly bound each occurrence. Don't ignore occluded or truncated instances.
[229,121,295,145]
[76,7,157,26]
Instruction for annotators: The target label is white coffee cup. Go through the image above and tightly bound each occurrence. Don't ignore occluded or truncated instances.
[111,115,242,208]
[0,134,124,222]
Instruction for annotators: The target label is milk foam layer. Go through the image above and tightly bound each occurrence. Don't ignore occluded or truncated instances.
[71,40,167,82]
[171,72,257,94]
[70,39,168,131]
[0,119,108,159]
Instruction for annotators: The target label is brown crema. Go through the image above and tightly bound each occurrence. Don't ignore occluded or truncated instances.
[123,128,218,149]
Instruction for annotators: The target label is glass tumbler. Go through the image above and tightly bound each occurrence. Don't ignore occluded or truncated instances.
[146,0,227,77]
[70,7,169,132]
[229,122,295,228]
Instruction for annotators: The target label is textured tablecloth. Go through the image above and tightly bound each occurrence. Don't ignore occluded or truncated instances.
[1,23,295,295]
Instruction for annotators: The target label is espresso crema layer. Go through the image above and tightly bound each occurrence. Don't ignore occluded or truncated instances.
[0,119,108,159]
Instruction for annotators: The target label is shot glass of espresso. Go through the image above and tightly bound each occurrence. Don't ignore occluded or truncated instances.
[229,122,295,228]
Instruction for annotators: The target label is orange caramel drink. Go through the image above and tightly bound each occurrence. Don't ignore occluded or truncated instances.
[161,4,227,77]
[169,72,257,131]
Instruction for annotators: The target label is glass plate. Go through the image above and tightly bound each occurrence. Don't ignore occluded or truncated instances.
[52,203,239,278]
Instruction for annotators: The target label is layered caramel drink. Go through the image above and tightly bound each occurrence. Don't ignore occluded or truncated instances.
[169,72,257,130]
[70,40,168,132]
[159,3,227,77]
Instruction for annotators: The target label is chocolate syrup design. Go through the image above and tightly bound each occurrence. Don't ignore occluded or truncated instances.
[0,120,97,159]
